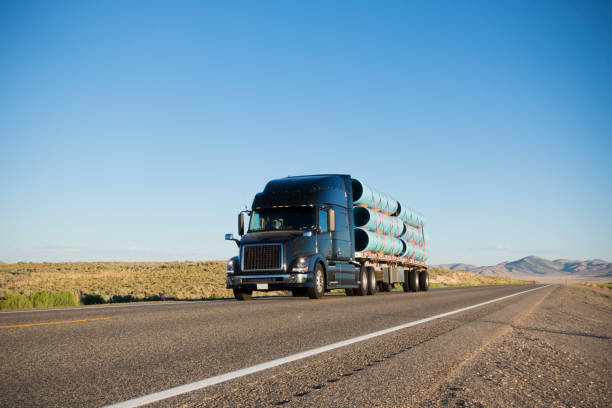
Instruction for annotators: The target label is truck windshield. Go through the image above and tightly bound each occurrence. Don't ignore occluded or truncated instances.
[249,208,316,232]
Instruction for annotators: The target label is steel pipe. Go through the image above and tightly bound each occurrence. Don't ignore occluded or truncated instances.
[353,207,406,237]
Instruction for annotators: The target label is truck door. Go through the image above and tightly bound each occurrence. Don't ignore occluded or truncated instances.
[332,207,352,285]
[317,208,335,283]
[332,208,351,261]
[318,209,332,258]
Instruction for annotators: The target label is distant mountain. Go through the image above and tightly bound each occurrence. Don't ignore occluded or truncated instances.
[433,256,612,279]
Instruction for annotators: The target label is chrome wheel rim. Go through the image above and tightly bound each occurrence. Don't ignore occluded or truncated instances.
[315,270,324,293]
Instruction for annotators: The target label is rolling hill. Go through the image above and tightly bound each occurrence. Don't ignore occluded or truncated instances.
[436,256,612,281]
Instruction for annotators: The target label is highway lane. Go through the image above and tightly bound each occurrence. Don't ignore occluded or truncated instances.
[0,284,551,407]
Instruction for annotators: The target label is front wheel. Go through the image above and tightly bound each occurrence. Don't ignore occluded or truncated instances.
[233,288,253,301]
[307,264,325,299]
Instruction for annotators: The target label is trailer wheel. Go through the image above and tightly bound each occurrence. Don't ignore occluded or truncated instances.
[366,267,377,296]
[382,282,391,292]
[233,288,253,301]
[419,270,429,291]
[402,270,410,292]
[354,265,368,296]
[345,288,354,296]
[307,263,325,299]
[409,270,419,292]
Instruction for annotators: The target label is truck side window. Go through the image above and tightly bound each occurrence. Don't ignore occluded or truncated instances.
[319,209,328,232]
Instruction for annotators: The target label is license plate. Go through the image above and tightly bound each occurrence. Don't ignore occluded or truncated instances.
[256,283,268,290]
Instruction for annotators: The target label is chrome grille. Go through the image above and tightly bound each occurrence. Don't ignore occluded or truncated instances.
[242,244,282,271]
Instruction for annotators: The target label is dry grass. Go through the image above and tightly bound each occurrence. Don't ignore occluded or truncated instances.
[577,282,612,298]
[0,261,234,301]
[429,267,536,287]
[582,281,612,290]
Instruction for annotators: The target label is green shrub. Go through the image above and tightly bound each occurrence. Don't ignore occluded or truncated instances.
[0,293,33,310]
[51,291,78,306]
[28,291,54,308]
[111,294,135,303]
[81,293,105,305]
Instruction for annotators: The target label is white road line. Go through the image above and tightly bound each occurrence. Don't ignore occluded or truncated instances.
[105,284,551,408]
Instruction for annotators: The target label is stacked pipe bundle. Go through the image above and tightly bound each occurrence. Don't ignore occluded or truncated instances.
[352,178,428,262]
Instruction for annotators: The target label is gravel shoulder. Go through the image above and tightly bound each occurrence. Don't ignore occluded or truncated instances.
[422,285,612,407]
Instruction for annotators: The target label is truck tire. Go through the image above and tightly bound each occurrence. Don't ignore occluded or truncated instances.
[233,288,253,301]
[409,270,419,292]
[354,265,368,296]
[345,288,354,296]
[402,270,410,292]
[366,267,377,296]
[382,282,391,292]
[307,263,325,299]
[419,270,429,291]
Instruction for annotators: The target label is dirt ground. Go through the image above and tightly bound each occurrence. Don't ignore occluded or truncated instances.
[423,285,612,407]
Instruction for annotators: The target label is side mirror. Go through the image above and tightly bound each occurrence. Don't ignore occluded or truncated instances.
[225,233,240,247]
[327,208,336,232]
[238,213,244,236]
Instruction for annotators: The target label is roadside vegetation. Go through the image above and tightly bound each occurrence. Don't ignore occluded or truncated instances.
[577,281,612,299]
[0,261,230,310]
[0,291,78,310]
[582,281,612,290]
[429,267,536,287]
[0,262,536,310]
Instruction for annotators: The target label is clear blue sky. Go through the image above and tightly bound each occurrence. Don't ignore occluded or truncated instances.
[1,1,611,265]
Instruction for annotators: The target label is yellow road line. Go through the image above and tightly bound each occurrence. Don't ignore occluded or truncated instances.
[0,317,112,329]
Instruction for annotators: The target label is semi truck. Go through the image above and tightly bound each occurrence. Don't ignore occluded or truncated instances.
[225,174,429,300]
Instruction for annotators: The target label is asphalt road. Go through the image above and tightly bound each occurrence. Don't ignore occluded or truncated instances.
[0,285,554,407]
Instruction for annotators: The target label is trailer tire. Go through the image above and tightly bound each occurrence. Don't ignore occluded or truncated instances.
[419,270,429,291]
[366,267,377,296]
[382,282,391,292]
[233,288,252,301]
[307,263,325,299]
[409,270,419,292]
[345,288,354,296]
[402,270,410,292]
[354,265,368,296]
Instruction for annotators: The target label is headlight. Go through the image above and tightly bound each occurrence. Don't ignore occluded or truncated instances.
[292,257,309,273]
[227,259,235,274]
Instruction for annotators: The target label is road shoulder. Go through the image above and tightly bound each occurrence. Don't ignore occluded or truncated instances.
[421,285,612,407]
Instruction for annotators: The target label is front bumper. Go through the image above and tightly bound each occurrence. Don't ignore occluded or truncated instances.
[226,272,313,290]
